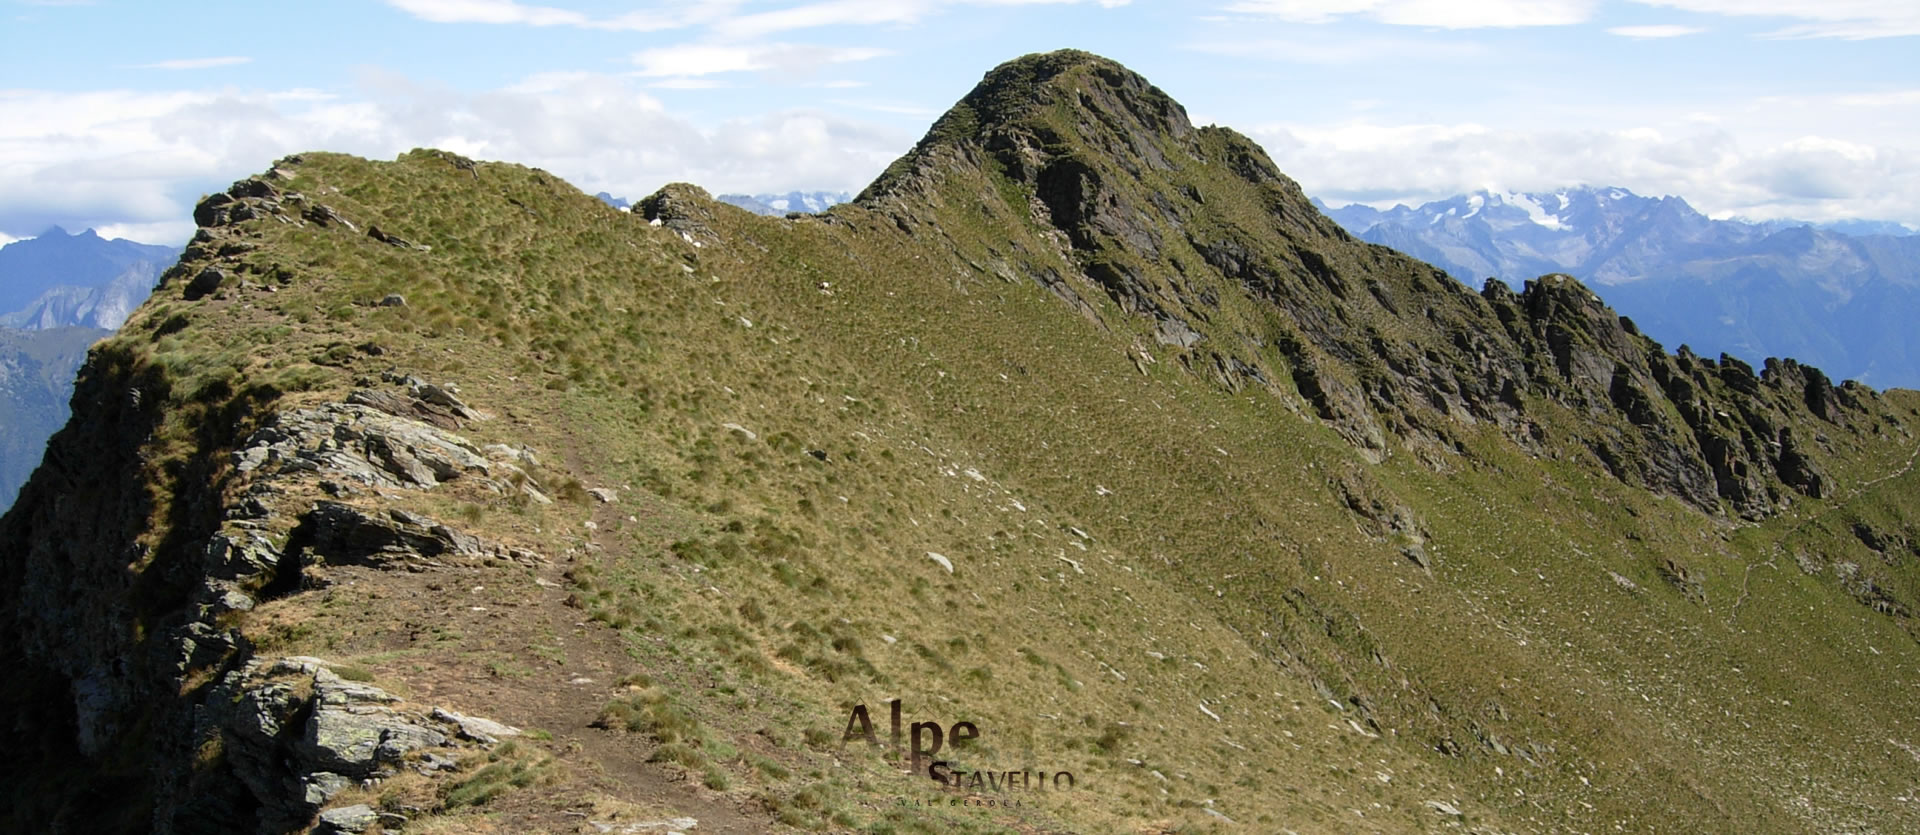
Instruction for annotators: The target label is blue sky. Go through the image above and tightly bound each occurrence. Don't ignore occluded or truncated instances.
[3,0,1917,245]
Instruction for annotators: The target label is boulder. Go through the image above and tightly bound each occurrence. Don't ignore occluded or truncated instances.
[303,204,359,232]
[316,804,380,834]
[432,706,522,744]
[183,267,225,301]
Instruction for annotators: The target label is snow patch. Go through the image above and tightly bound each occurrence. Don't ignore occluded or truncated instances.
[1504,191,1566,230]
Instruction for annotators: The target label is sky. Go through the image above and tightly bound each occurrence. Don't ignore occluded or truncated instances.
[2,0,1917,246]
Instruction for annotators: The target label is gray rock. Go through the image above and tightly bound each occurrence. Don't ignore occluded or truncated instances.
[184,267,225,301]
[230,681,302,747]
[380,369,425,387]
[316,803,380,834]
[175,621,239,671]
[314,667,401,705]
[1401,543,1431,573]
[1608,570,1641,593]
[413,382,481,420]
[1154,316,1203,348]
[203,529,283,581]
[303,690,447,777]
[193,191,236,226]
[299,500,544,570]
[304,203,359,232]
[196,656,520,830]
[347,388,462,429]
[367,225,425,251]
[432,706,522,744]
[484,443,540,469]
[232,403,537,496]
[304,772,354,808]
[588,487,618,503]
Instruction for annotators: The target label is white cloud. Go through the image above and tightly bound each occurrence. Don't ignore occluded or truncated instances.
[0,71,912,243]
[127,56,253,70]
[384,0,587,26]
[827,99,938,116]
[630,43,892,78]
[1631,0,1920,39]
[1225,0,1596,28]
[385,0,1127,36]
[93,220,195,245]
[383,0,746,32]
[647,78,732,89]
[1735,136,1887,201]
[502,71,596,94]
[1187,35,1485,64]
[1834,89,1920,108]
[1606,24,1705,37]
[712,0,932,38]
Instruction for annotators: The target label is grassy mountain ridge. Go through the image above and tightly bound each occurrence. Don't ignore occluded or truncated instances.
[5,50,1920,834]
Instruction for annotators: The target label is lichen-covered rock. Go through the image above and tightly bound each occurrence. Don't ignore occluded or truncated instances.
[232,401,547,502]
[432,706,522,745]
[194,657,520,832]
[315,804,379,835]
[296,499,544,571]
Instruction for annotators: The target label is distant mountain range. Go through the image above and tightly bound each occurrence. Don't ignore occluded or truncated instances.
[595,190,851,217]
[716,191,852,216]
[1,226,177,330]
[0,227,176,511]
[1316,187,1920,389]
[0,326,109,511]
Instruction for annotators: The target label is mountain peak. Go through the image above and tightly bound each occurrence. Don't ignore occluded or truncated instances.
[859,50,1194,204]
[964,49,1188,135]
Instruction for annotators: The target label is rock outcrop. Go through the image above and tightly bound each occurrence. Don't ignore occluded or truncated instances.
[2,354,551,832]
[184,656,516,833]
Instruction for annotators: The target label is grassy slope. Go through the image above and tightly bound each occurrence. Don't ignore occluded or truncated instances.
[11,55,1920,835]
